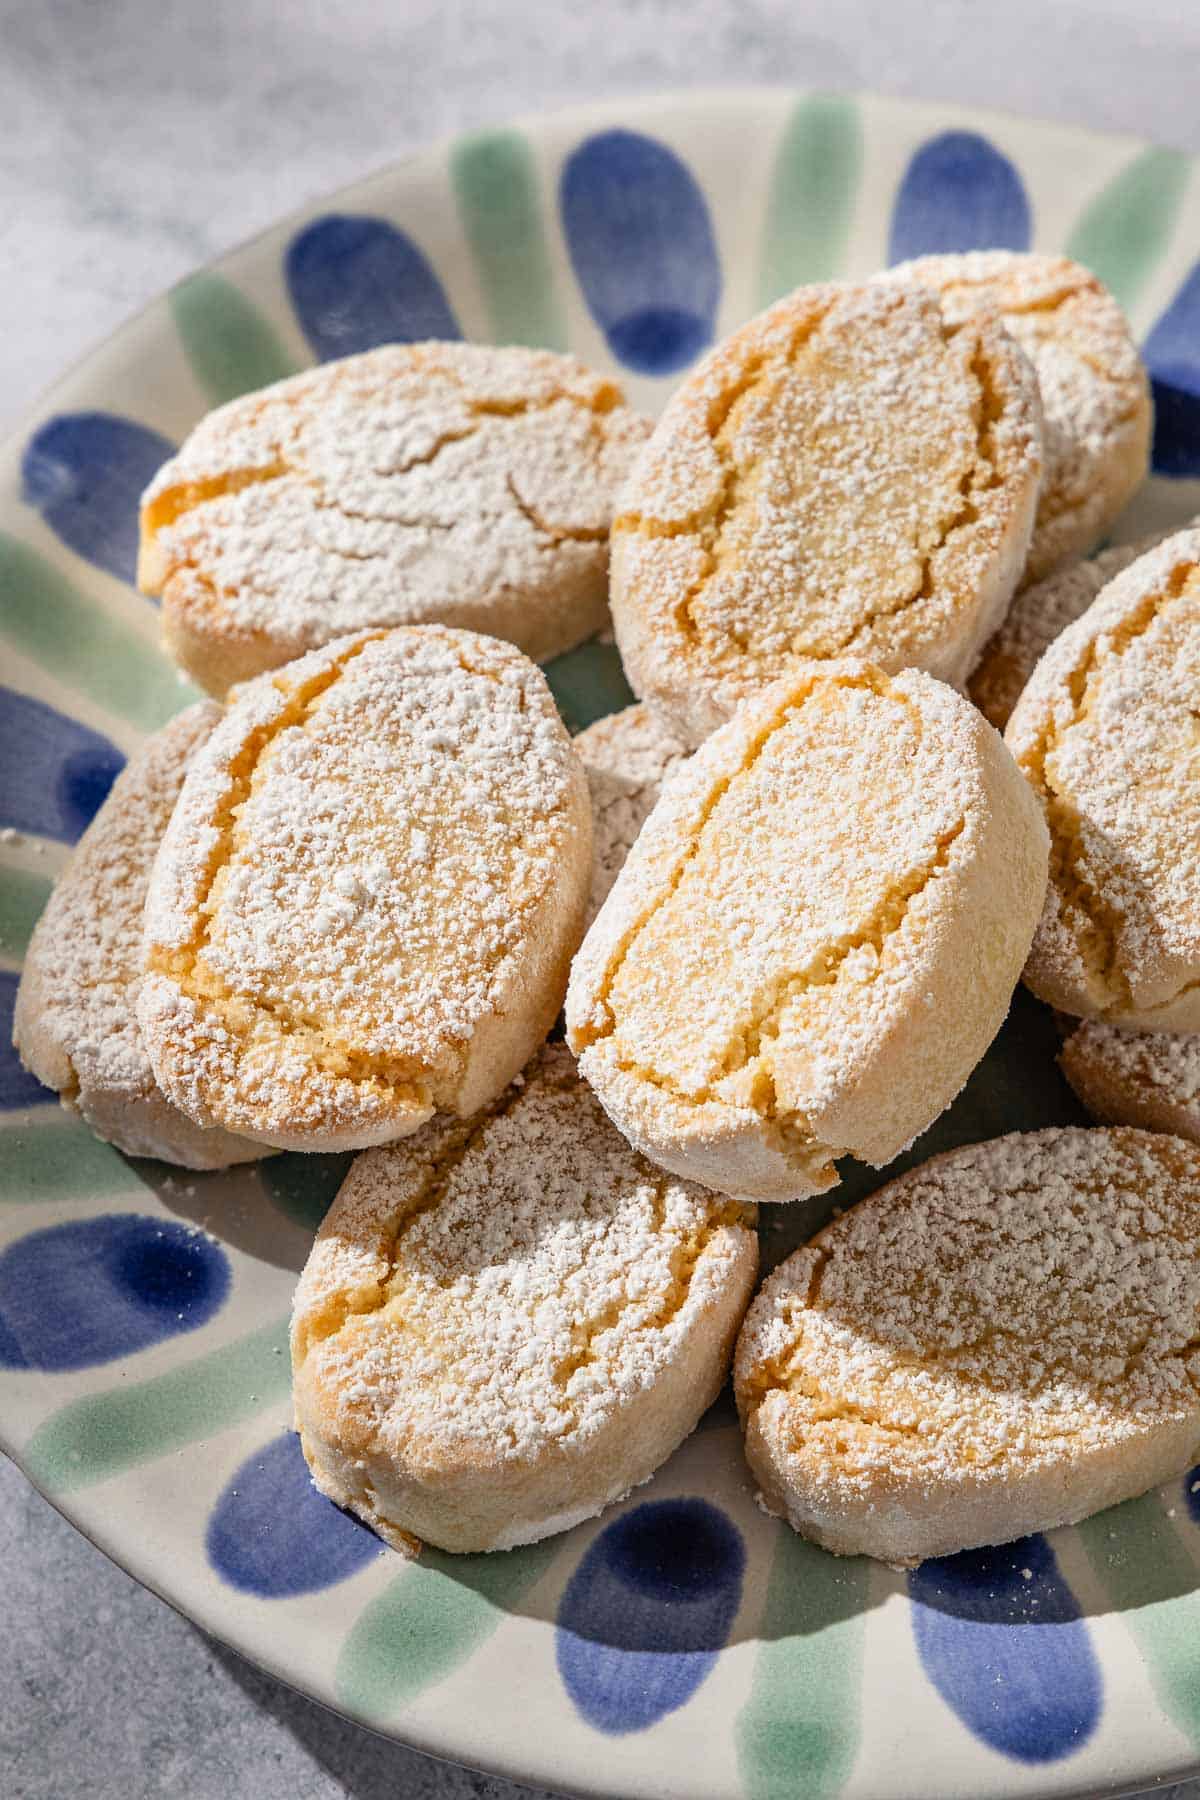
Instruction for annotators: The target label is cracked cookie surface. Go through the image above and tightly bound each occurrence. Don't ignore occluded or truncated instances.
[887,251,1151,586]
[1006,529,1200,1027]
[290,1041,758,1554]
[609,281,1042,746]
[138,626,591,1151]
[735,1127,1200,1565]
[574,703,690,929]
[13,703,266,1169]
[566,663,1048,1203]
[138,343,650,695]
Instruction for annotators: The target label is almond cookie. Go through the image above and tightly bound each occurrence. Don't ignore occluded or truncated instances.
[291,1042,758,1553]
[1006,529,1200,1027]
[1061,1018,1200,1144]
[566,663,1048,1203]
[13,704,265,1169]
[610,280,1042,746]
[574,703,690,928]
[735,1127,1200,1566]
[138,627,591,1152]
[887,252,1151,585]
[139,343,651,696]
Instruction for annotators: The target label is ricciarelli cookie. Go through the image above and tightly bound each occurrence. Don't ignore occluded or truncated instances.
[139,343,650,695]
[566,663,1048,1202]
[1006,529,1200,1027]
[138,627,591,1151]
[13,704,265,1169]
[291,1042,758,1553]
[735,1128,1200,1566]
[1060,1018,1200,1144]
[610,280,1042,745]
[886,253,1151,584]
[574,703,690,928]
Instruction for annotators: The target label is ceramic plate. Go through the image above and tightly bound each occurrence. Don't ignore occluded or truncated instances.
[4,87,1200,1800]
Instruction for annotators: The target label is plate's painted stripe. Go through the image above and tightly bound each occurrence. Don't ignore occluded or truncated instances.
[452,129,567,350]
[0,1117,146,1204]
[260,1150,354,1232]
[735,1528,868,1800]
[0,687,124,844]
[21,412,175,586]
[1142,261,1200,477]
[0,865,51,959]
[1075,1491,1200,1748]
[888,131,1032,263]
[1065,148,1190,314]
[21,1315,291,1490]
[758,95,862,305]
[206,1430,381,1596]
[170,272,300,406]
[0,532,199,730]
[285,214,461,361]
[336,1536,562,1717]
[560,129,721,377]
[0,971,53,1110]
[542,638,635,734]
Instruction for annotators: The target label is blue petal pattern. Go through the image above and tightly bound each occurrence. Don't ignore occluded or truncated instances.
[1142,261,1200,476]
[556,1498,744,1733]
[207,1431,379,1596]
[0,971,54,1110]
[909,1534,1101,1762]
[560,130,720,375]
[888,132,1032,263]
[285,214,461,361]
[21,412,175,584]
[0,687,124,843]
[0,1214,231,1370]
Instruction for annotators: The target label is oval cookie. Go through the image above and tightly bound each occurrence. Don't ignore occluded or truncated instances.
[1006,529,1200,1027]
[566,663,1048,1202]
[610,280,1042,745]
[1061,1017,1200,1144]
[887,252,1150,584]
[291,1042,758,1553]
[735,1127,1200,1565]
[13,703,265,1169]
[575,703,690,928]
[138,627,591,1151]
[139,343,651,695]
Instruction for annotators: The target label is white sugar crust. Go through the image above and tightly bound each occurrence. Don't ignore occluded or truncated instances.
[735,1126,1200,1565]
[609,280,1043,747]
[291,1041,758,1553]
[1006,529,1200,1028]
[13,703,266,1169]
[566,662,1048,1203]
[138,626,591,1151]
[574,704,690,929]
[139,342,650,696]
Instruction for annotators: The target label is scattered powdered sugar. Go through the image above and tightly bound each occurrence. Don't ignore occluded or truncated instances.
[738,1127,1200,1489]
[969,532,1173,730]
[293,1042,754,1458]
[12,703,262,1167]
[574,704,690,927]
[140,627,588,1140]
[886,252,1150,585]
[142,342,650,674]
[1005,529,1200,1023]
[611,280,1041,743]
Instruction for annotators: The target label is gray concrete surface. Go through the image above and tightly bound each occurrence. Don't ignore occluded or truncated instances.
[5,2,1200,1794]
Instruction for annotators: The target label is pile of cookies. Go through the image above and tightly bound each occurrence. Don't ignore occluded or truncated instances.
[17,256,1200,1570]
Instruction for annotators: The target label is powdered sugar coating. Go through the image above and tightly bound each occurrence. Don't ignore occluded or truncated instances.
[1061,1017,1200,1144]
[566,663,1048,1202]
[12,703,264,1168]
[1006,529,1200,1027]
[610,280,1042,746]
[574,704,690,928]
[139,343,650,695]
[291,1041,758,1553]
[887,252,1151,585]
[139,626,591,1150]
[736,1127,1200,1564]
